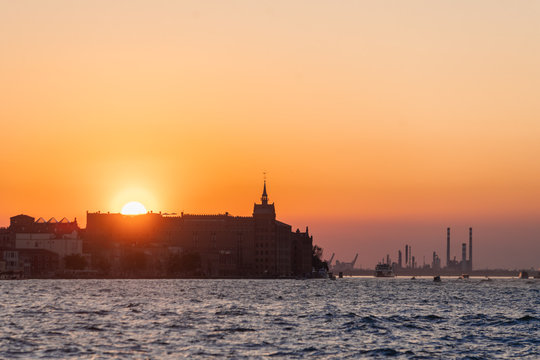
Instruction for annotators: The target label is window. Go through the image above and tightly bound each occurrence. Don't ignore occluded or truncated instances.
[211,232,217,248]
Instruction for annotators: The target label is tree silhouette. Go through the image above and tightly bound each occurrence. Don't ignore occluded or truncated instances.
[312,245,329,271]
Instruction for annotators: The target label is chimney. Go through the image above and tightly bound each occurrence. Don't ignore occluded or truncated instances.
[446,227,451,268]
[461,243,467,272]
[405,245,408,265]
[469,227,473,272]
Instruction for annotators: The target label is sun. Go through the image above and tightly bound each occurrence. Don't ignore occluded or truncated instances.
[121,201,147,215]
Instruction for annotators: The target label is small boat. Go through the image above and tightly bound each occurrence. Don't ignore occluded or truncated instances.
[433,275,441,282]
[411,276,416,280]
[459,274,470,279]
[519,271,529,279]
[312,267,329,278]
[374,263,395,277]
[481,276,492,282]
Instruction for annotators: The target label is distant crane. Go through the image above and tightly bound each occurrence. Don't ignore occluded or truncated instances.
[331,253,358,273]
[325,253,335,267]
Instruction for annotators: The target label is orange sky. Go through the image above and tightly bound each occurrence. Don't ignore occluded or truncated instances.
[1,1,539,269]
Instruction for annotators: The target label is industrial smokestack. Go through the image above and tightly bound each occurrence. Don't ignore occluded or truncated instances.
[446,227,451,268]
[461,243,467,272]
[469,227,473,272]
[405,245,408,265]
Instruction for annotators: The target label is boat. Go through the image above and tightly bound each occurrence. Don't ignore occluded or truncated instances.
[519,271,529,279]
[312,267,329,278]
[374,263,395,277]
[459,274,470,279]
[433,275,441,282]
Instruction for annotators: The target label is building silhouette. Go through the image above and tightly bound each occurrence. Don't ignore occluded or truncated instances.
[85,181,313,277]
[0,214,82,276]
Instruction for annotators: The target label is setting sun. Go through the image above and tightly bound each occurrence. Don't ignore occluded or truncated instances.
[120,201,147,215]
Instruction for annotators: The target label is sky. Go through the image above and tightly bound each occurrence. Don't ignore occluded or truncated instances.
[1,1,539,269]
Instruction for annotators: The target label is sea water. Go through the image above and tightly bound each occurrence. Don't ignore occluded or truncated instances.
[0,278,538,358]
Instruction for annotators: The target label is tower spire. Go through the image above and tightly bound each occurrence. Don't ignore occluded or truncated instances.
[261,173,268,205]
[253,172,275,219]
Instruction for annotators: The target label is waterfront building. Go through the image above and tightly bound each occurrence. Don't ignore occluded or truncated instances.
[0,215,81,276]
[10,215,82,258]
[2,250,18,271]
[85,181,313,277]
[0,227,13,248]
[15,232,82,259]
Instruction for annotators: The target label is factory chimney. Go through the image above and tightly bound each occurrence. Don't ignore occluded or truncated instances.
[469,227,473,272]
[446,227,451,268]
[461,243,467,272]
[405,245,408,266]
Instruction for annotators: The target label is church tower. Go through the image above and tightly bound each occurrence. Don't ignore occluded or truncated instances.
[261,180,268,205]
[253,179,276,219]
[252,179,277,276]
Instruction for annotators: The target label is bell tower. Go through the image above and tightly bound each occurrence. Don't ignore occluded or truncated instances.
[253,178,275,219]
[252,176,277,276]
[261,180,268,205]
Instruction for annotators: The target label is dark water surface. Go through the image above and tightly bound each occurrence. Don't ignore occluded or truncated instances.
[0,278,538,359]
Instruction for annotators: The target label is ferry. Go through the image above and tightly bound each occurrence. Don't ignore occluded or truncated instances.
[374,263,395,277]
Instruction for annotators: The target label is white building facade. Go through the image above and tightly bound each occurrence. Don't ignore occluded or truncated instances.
[15,231,82,258]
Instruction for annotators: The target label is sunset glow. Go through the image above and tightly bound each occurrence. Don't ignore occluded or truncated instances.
[2,2,539,358]
[120,201,147,215]
[1,1,539,269]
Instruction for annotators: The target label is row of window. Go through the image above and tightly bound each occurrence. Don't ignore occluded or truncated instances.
[255,242,272,248]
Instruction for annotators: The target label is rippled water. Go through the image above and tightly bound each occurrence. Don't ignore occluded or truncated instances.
[0,278,538,358]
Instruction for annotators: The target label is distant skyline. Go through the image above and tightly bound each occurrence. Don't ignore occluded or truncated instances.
[1,1,539,269]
